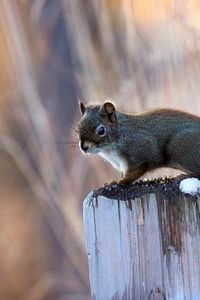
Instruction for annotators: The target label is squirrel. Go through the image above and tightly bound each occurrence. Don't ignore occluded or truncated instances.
[76,101,200,185]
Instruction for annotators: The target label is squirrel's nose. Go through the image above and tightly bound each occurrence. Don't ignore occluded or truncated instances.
[80,141,89,152]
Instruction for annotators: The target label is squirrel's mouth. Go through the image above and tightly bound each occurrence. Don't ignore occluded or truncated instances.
[79,140,99,154]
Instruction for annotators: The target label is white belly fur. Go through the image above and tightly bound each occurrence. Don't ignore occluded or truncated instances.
[99,150,128,174]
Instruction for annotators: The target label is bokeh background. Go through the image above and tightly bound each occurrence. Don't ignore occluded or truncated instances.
[1,0,200,299]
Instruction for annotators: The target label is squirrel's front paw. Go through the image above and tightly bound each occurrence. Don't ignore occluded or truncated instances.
[117,178,131,186]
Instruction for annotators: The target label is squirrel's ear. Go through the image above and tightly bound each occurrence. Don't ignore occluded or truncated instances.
[101,102,116,123]
[79,102,86,115]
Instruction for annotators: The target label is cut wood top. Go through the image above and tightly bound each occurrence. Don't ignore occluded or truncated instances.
[92,175,199,201]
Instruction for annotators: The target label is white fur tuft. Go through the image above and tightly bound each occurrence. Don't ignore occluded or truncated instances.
[99,150,128,174]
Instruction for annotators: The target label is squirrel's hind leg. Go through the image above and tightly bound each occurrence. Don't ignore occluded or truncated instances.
[167,130,200,176]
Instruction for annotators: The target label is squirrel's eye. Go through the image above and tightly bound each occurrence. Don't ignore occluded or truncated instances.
[96,124,106,137]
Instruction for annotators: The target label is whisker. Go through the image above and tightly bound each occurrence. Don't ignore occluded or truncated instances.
[62,145,82,166]
[57,144,79,150]
[52,143,78,146]
[65,115,77,132]
[49,140,79,146]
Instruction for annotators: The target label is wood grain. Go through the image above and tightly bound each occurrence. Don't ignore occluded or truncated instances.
[83,190,200,300]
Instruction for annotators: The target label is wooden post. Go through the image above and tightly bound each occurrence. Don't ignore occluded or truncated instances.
[83,178,200,300]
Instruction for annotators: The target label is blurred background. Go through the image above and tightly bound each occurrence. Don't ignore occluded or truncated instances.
[1,0,200,299]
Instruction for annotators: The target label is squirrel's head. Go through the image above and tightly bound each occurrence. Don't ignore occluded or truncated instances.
[76,102,118,154]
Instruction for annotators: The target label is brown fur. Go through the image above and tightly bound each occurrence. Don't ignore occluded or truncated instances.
[77,102,200,184]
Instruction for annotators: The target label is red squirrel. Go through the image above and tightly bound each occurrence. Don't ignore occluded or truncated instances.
[76,102,200,184]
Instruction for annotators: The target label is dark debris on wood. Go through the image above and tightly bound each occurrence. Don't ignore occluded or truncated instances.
[93,174,200,201]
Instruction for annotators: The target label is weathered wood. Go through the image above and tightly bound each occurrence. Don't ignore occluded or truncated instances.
[83,180,200,300]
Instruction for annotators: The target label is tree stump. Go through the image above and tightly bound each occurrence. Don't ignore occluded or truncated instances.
[83,177,200,300]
